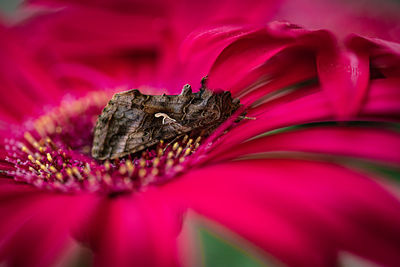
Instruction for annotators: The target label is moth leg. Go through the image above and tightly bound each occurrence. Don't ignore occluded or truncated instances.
[162,134,185,152]
[237,115,256,120]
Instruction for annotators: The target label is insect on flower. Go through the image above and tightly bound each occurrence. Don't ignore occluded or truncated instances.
[92,79,242,160]
[1,16,400,267]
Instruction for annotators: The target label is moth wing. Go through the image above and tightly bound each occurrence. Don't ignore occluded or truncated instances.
[92,90,147,160]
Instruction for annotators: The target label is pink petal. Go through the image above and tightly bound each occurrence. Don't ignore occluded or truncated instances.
[237,48,317,104]
[162,159,400,266]
[88,194,180,267]
[271,0,400,42]
[205,89,333,159]
[207,26,332,92]
[0,24,62,119]
[0,190,97,267]
[207,32,290,91]
[180,25,264,86]
[210,126,400,165]
[346,35,400,77]
[317,45,370,118]
[361,78,400,118]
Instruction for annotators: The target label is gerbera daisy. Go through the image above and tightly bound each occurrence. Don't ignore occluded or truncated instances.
[0,6,400,267]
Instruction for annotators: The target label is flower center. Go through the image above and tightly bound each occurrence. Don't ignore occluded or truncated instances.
[4,92,202,194]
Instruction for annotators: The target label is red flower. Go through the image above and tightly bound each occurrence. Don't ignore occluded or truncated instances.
[7,0,281,91]
[1,7,400,267]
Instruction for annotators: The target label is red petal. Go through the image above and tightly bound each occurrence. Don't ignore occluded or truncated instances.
[205,89,333,159]
[361,78,400,118]
[89,194,180,267]
[346,35,400,77]
[317,45,370,118]
[0,191,97,267]
[163,159,400,266]
[211,126,400,165]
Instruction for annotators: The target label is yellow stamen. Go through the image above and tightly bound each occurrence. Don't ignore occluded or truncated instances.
[172,142,179,151]
[119,164,127,175]
[139,159,146,168]
[55,173,63,181]
[65,168,74,179]
[176,147,183,157]
[151,168,159,176]
[28,166,37,173]
[138,169,147,178]
[49,166,57,173]
[157,148,163,157]
[186,139,193,147]
[72,167,83,179]
[45,137,58,150]
[28,155,35,163]
[126,160,134,176]
[184,148,191,157]
[166,159,174,168]
[104,160,111,171]
[21,146,32,155]
[195,136,202,144]
[153,158,160,167]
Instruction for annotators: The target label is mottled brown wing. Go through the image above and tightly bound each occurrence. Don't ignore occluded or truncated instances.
[91,85,241,160]
[91,89,192,160]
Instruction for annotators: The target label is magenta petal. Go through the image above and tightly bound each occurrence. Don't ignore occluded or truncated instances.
[180,26,263,85]
[17,6,164,58]
[163,159,400,266]
[0,192,97,267]
[317,45,370,118]
[180,25,257,64]
[346,35,400,77]
[0,25,61,97]
[206,89,333,158]
[90,194,180,267]
[211,126,400,165]
[207,27,332,92]
[237,49,316,104]
[0,178,41,199]
[181,23,333,92]
[361,78,400,118]
[163,174,336,266]
[207,33,290,91]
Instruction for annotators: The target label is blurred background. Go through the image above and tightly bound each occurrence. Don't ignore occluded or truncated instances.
[1,0,399,93]
[1,0,400,40]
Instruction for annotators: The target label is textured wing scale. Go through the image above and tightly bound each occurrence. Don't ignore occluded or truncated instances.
[91,85,240,160]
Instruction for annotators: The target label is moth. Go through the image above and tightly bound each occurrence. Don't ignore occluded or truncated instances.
[91,82,241,160]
